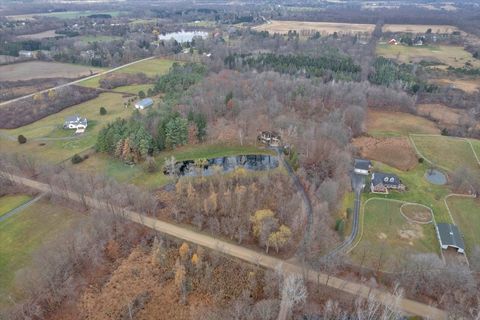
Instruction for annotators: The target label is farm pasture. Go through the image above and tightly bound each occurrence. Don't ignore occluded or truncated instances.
[410,135,479,172]
[6,10,123,20]
[366,109,440,137]
[0,199,82,306]
[432,78,480,93]
[376,44,480,69]
[0,61,102,82]
[417,104,467,127]
[353,136,418,171]
[253,20,375,35]
[350,198,439,272]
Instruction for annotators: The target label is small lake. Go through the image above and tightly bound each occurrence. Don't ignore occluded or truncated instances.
[164,154,279,177]
[425,169,447,185]
[158,30,208,43]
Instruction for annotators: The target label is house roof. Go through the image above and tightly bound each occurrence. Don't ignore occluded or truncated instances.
[65,115,87,125]
[437,223,465,251]
[371,172,401,186]
[135,98,154,108]
[354,159,371,171]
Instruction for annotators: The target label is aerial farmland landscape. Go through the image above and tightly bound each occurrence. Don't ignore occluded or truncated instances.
[0,0,479,319]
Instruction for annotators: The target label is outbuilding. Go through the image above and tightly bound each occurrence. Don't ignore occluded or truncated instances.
[354,159,372,175]
[134,98,154,110]
[435,223,465,254]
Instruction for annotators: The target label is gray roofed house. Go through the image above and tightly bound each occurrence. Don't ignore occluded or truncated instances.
[64,115,87,129]
[134,98,154,110]
[354,159,372,175]
[370,172,405,193]
[435,223,465,254]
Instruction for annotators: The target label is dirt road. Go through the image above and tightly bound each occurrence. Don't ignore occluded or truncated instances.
[3,172,447,319]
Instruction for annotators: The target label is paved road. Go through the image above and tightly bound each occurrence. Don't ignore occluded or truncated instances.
[2,172,447,319]
[0,56,156,107]
[324,172,364,258]
[0,193,46,223]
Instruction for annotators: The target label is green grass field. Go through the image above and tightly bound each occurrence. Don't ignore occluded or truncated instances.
[350,198,440,272]
[0,195,32,218]
[376,43,480,69]
[446,197,480,265]
[114,84,154,95]
[410,135,479,172]
[0,200,82,305]
[0,93,132,163]
[79,58,176,88]
[367,110,440,137]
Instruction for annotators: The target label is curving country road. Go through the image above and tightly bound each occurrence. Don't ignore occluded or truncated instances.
[2,171,447,319]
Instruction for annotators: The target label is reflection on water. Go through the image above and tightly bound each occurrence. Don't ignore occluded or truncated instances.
[158,30,208,43]
[164,155,279,176]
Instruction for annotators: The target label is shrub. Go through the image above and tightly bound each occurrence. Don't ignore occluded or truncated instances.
[100,107,107,115]
[17,135,27,144]
[71,154,84,164]
[418,157,424,163]
[441,128,449,136]
[138,90,146,99]
[346,208,353,219]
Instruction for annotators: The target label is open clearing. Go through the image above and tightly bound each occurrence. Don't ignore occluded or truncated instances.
[253,20,375,35]
[410,135,479,172]
[74,35,122,44]
[432,78,480,93]
[79,58,175,88]
[0,61,102,82]
[0,195,32,218]
[382,24,458,33]
[366,109,440,137]
[0,93,131,163]
[400,203,433,223]
[376,44,480,69]
[353,136,418,171]
[0,199,81,305]
[446,197,480,269]
[16,29,59,40]
[350,198,439,272]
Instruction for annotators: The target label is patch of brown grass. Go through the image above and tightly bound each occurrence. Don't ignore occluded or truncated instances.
[366,109,440,136]
[432,78,480,93]
[353,136,418,171]
[417,103,467,126]
[382,24,458,33]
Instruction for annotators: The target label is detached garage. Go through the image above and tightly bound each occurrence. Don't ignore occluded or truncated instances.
[435,223,465,254]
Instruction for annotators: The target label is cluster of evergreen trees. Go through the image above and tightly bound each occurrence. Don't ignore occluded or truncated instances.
[224,52,361,81]
[369,57,436,93]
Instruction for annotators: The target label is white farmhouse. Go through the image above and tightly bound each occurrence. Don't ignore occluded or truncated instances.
[64,115,88,134]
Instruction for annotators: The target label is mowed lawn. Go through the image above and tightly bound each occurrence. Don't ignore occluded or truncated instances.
[79,58,176,88]
[0,195,32,218]
[350,198,439,271]
[376,44,480,69]
[0,200,82,305]
[0,93,132,163]
[410,135,479,172]
[75,144,276,190]
[447,197,480,266]
[366,110,440,137]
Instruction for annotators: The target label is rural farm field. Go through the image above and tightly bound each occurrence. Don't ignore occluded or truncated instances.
[0,198,82,306]
[253,20,375,35]
[0,61,102,82]
[376,43,480,68]
[381,24,458,33]
[0,195,31,218]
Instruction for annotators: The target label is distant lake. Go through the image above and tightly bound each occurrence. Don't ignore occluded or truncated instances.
[158,30,208,43]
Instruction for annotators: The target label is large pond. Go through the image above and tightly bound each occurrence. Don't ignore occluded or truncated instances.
[164,154,279,177]
[425,169,447,185]
[158,30,208,43]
